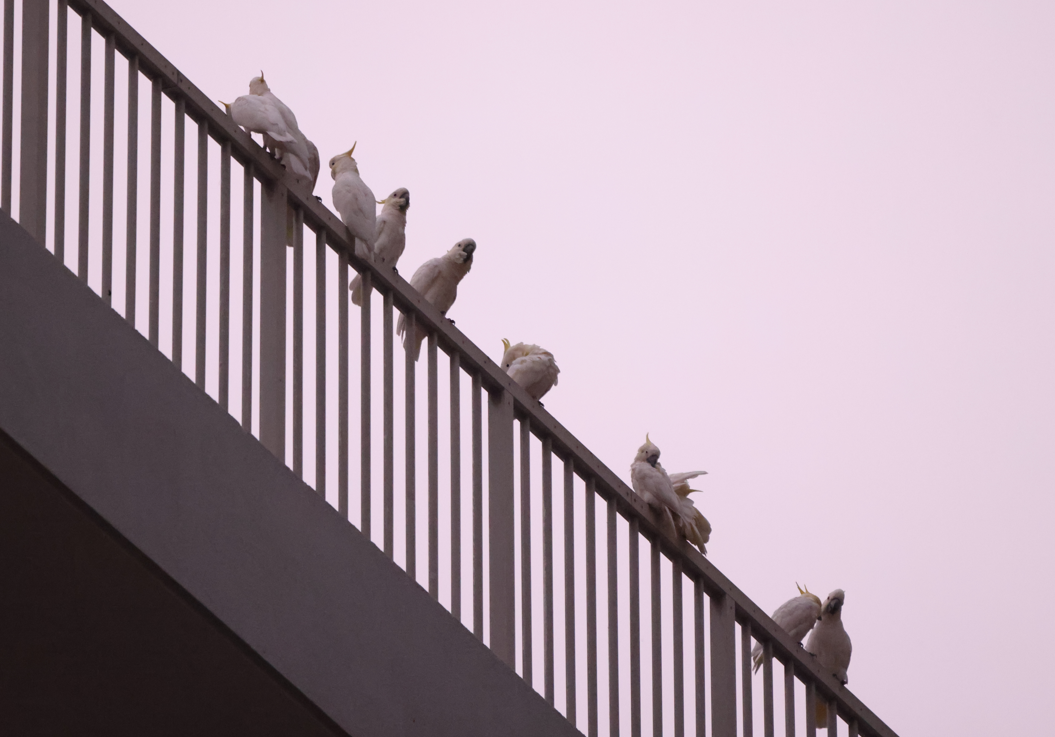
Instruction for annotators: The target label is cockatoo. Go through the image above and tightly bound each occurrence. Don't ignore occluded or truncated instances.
[395,238,477,360]
[806,589,852,728]
[219,96,296,148]
[670,470,711,554]
[750,584,823,673]
[329,143,377,259]
[630,435,703,539]
[349,188,410,306]
[246,72,312,180]
[499,340,560,401]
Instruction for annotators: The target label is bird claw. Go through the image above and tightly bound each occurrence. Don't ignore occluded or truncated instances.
[314,195,322,203]
[447,318,456,325]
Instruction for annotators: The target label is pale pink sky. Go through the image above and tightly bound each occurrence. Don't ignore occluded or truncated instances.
[102,1,1055,734]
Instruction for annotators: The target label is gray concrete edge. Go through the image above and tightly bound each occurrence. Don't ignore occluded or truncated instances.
[0,213,581,737]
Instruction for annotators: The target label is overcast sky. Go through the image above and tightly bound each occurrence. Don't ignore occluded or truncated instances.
[98,1,1055,734]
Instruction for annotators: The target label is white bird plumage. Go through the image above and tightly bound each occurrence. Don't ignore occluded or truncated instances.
[247,72,313,181]
[751,584,823,672]
[219,95,296,146]
[329,143,377,259]
[500,339,560,401]
[396,239,477,360]
[805,589,852,728]
[630,435,709,551]
[350,188,410,306]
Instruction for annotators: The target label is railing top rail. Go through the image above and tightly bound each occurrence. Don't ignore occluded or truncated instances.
[57,3,897,734]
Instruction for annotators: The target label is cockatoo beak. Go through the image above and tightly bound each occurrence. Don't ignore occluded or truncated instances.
[647,454,659,467]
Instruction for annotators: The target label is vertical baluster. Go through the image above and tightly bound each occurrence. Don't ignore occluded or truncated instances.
[172,99,185,369]
[848,718,859,737]
[520,417,532,683]
[449,352,461,618]
[77,12,91,282]
[100,35,114,303]
[19,0,50,242]
[218,142,231,409]
[806,681,817,737]
[564,456,576,725]
[53,0,69,260]
[742,623,754,737]
[607,496,620,737]
[827,697,838,733]
[314,229,326,496]
[194,119,208,387]
[585,478,597,737]
[710,592,737,737]
[489,387,515,668]
[360,271,372,532]
[427,332,438,598]
[784,663,796,737]
[673,559,684,737]
[148,79,161,347]
[1,0,14,212]
[651,539,663,737]
[125,55,139,324]
[471,373,483,640]
[694,578,707,737]
[404,313,416,579]
[338,251,348,513]
[258,180,287,459]
[239,165,253,430]
[292,208,304,475]
[630,518,641,737]
[763,642,775,737]
[383,290,394,554]
[542,437,555,705]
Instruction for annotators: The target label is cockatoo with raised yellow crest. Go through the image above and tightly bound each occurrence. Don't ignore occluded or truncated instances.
[806,589,852,728]
[630,435,707,545]
[751,584,822,673]
[350,187,410,305]
[396,239,477,359]
[499,339,559,401]
[329,143,377,260]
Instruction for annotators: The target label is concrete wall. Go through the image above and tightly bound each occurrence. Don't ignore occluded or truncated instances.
[0,212,580,737]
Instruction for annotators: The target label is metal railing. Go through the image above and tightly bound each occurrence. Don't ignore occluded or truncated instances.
[3,2,898,736]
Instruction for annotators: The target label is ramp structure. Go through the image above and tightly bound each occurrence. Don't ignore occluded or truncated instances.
[0,3,898,736]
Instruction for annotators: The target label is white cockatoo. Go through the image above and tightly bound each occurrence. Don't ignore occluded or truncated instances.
[499,340,560,401]
[670,470,711,554]
[750,584,823,673]
[246,72,312,180]
[395,238,477,360]
[219,96,297,148]
[349,187,410,306]
[630,435,703,540]
[329,143,377,259]
[806,589,852,728]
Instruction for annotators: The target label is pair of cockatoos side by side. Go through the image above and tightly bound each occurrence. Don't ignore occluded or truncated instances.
[220,72,317,189]
[395,239,477,360]
[629,435,710,554]
[349,187,411,305]
[499,340,560,401]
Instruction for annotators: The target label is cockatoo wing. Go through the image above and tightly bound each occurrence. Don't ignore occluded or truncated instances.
[751,594,823,672]
[230,96,295,142]
[508,353,559,400]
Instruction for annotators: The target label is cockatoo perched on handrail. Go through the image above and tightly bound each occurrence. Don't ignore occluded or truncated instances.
[218,95,296,150]
[329,143,377,260]
[630,435,708,547]
[396,238,477,360]
[245,72,313,181]
[806,589,852,728]
[499,339,559,401]
[750,584,823,673]
[350,187,410,306]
